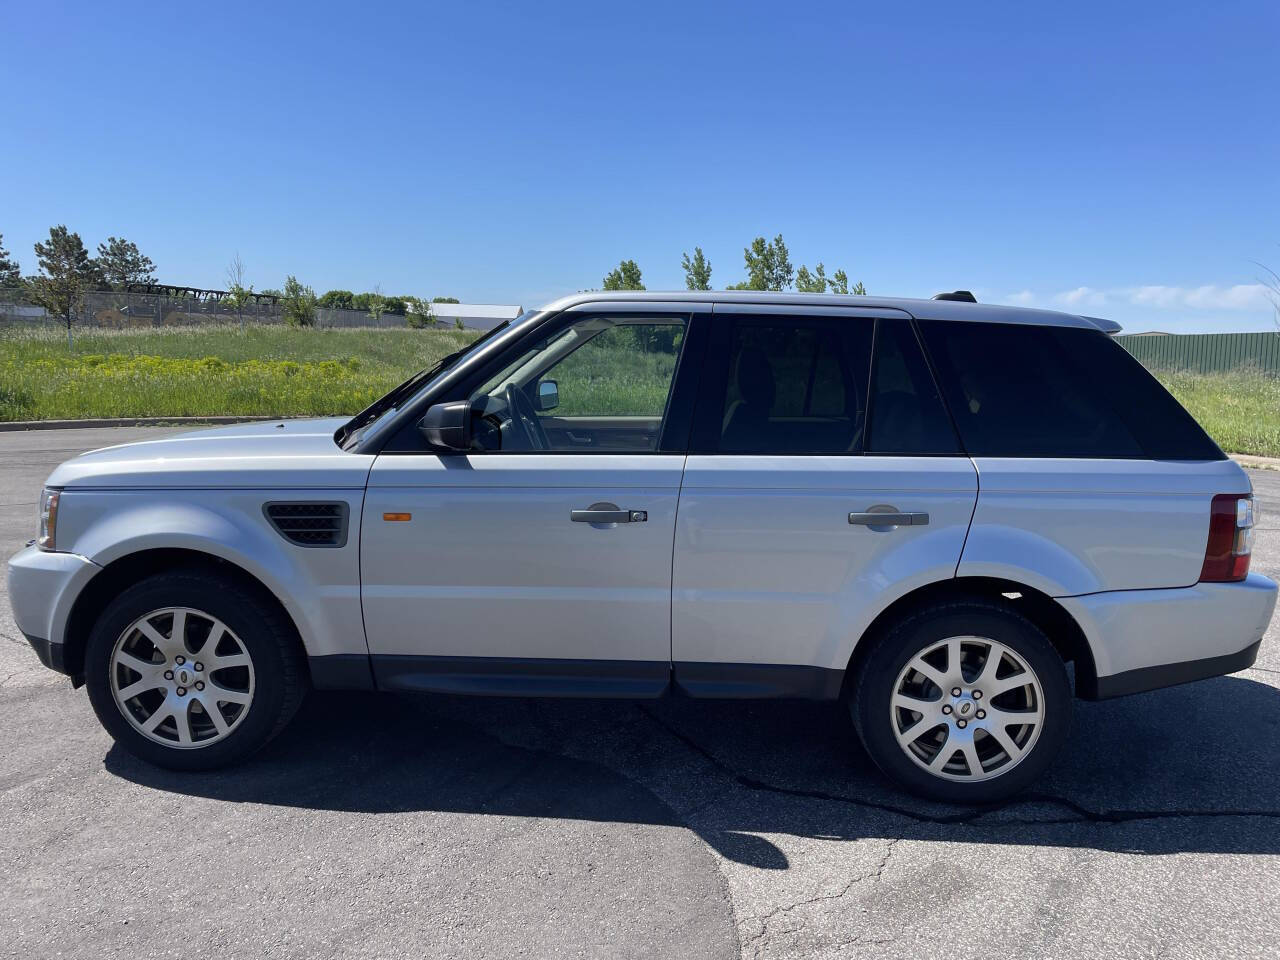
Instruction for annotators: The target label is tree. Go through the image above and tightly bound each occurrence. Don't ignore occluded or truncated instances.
[681,247,712,290]
[432,296,460,303]
[404,297,438,328]
[740,234,793,291]
[830,269,866,296]
[795,263,829,293]
[94,236,156,290]
[280,275,317,327]
[29,225,98,346]
[602,259,645,290]
[0,234,21,288]
[225,253,253,333]
[366,283,388,324]
[454,317,465,330]
[318,289,355,309]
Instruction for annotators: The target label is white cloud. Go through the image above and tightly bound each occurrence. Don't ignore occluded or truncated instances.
[1055,286,1108,307]
[1027,283,1273,312]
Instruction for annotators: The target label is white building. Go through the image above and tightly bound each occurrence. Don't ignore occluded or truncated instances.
[420,302,524,331]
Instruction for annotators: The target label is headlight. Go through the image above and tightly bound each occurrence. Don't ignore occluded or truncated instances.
[38,488,60,552]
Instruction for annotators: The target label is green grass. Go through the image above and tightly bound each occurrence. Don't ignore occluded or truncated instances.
[0,324,476,421]
[2,325,1277,459]
[1156,368,1280,459]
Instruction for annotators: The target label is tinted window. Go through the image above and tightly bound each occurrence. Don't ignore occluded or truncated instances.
[918,320,1223,460]
[866,320,961,454]
[716,318,873,454]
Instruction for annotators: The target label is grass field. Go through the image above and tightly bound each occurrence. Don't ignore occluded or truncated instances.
[1,324,1277,457]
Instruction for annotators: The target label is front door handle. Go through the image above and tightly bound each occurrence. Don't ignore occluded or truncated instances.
[848,511,929,527]
[571,502,648,523]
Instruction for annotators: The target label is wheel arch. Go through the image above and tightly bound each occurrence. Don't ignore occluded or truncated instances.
[62,548,308,685]
[843,576,1098,699]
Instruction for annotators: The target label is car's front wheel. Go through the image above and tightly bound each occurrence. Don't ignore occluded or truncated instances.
[851,600,1071,804]
[84,570,306,770]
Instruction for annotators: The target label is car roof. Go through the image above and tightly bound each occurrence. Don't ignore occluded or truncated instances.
[536,290,1122,334]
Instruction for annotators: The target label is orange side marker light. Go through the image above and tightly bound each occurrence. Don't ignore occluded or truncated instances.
[382,512,412,522]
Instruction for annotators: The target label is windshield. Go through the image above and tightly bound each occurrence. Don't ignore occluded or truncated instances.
[336,315,527,448]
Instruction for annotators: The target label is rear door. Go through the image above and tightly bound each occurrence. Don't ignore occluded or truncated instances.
[671,306,978,697]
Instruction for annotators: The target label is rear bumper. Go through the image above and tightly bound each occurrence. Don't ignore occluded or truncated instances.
[6,544,100,677]
[1061,573,1277,700]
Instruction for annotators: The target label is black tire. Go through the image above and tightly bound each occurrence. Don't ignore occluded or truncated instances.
[84,569,307,770]
[851,600,1070,804]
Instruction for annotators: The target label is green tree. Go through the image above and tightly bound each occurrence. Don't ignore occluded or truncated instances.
[740,234,793,291]
[795,262,829,293]
[681,247,712,290]
[432,296,460,303]
[280,275,317,327]
[225,253,253,333]
[404,296,438,328]
[602,259,645,290]
[829,269,865,296]
[0,234,21,288]
[94,236,156,290]
[318,289,355,309]
[454,317,466,330]
[365,284,388,324]
[29,225,98,346]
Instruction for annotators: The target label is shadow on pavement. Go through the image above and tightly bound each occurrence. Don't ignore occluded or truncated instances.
[106,673,1280,868]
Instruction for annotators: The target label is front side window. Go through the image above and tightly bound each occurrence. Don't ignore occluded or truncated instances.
[715,318,874,454]
[466,316,686,452]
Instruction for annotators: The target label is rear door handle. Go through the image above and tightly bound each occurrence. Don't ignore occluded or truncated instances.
[571,502,648,523]
[848,511,929,527]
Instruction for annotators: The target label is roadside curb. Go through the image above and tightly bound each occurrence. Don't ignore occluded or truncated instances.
[0,415,296,432]
[1233,454,1280,472]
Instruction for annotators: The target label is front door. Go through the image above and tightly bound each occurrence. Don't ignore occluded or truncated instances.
[361,311,698,695]
[672,308,978,698]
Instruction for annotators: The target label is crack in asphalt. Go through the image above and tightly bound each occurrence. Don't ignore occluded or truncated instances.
[636,704,1280,829]
[740,839,900,956]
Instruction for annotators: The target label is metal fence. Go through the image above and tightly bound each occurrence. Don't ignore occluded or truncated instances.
[1115,331,1280,375]
[0,290,423,330]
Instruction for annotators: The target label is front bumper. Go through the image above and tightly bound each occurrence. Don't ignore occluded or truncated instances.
[1061,573,1277,699]
[6,544,100,676]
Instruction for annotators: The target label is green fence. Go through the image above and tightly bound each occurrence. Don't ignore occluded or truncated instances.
[1116,331,1280,375]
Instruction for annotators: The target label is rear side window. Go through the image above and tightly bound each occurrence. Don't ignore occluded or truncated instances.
[917,321,1224,460]
[717,318,873,454]
[866,319,961,454]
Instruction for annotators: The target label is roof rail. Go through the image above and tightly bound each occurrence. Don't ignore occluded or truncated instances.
[932,290,977,303]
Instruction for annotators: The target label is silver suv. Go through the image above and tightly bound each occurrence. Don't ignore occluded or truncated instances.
[8,291,1275,802]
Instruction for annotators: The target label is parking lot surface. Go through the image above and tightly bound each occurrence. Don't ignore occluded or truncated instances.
[2,428,1278,959]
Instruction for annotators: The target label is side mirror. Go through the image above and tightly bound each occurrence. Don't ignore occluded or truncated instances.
[418,401,472,451]
[536,379,560,412]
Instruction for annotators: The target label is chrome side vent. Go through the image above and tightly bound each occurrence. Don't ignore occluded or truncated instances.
[263,501,349,548]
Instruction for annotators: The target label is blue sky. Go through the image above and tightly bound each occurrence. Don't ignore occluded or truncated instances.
[3,0,1277,333]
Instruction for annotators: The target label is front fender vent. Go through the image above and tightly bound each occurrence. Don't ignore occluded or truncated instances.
[263,501,349,548]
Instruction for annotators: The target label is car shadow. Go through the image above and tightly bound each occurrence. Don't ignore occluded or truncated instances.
[105,673,1280,868]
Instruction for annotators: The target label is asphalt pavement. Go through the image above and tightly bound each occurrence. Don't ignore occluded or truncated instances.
[2,427,1278,959]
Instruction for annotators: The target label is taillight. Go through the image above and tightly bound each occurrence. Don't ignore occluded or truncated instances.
[1200,494,1255,582]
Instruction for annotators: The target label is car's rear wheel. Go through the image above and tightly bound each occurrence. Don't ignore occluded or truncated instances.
[851,600,1071,803]
[84,570,306,770]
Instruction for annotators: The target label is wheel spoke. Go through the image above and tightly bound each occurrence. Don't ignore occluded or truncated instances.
[985,720,1024,762]
[135,620,170,651]
[946,637,964,680]
[202,698,230,736]
[196,621,226,657]
[170,610,188,651]
[172,701,194,745]
[209,684,251,706]
[958,738,983,776]
[209,653,251,671]
[907,654,949,690]
[986,671,1033,697]
[975,643,1005,688]
[117,675,164,701]
[116,651,159,676]
[927,738,955,772]
[141,701,172,734]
